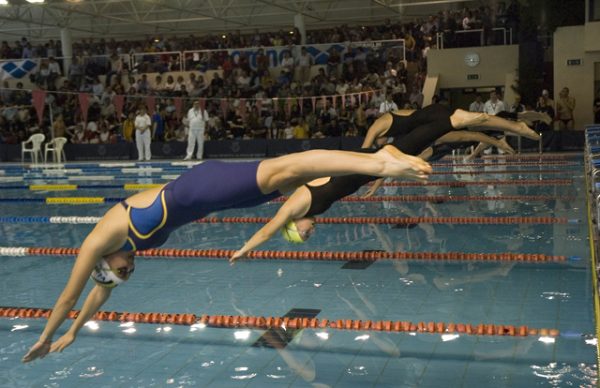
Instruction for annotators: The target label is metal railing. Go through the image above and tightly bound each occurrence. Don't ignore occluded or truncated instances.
[2,39,406,76]
[435,27,512,49]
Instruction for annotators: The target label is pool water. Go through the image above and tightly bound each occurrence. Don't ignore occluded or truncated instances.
[0,155,597,387]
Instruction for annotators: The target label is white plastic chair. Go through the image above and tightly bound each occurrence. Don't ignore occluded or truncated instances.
[44,137,67,163]
[21,133,45,164]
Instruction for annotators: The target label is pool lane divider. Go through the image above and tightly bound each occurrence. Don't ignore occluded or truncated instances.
[0,194,577,205]
[0,169,577,180]
[0,179,574,191]
[583,159,600,369]
[253,308,321,349]
[0,246,580,263]
[0,307,560,338]
[0,216,582,225]
[383,179,573,187]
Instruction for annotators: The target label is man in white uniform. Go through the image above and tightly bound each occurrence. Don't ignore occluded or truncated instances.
[134,106,152,161]
[185,101,209,160]
[483,91,506,115]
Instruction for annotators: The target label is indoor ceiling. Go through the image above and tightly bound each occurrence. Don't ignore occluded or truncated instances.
[0,0,479,42]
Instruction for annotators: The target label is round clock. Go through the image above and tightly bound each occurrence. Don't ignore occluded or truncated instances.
[464,52,480,67]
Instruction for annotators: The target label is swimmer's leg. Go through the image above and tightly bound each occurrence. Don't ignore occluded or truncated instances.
[257,146,432,193]
[436,131,515,155]
[450,109,540,140]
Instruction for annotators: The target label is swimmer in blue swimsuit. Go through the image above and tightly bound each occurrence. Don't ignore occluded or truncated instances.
[23,146,432,362]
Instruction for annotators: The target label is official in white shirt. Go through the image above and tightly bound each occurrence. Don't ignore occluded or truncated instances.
[185,101,209,160]
[379,95,398,115]
[134,106,152,161]
[483,91,506,115]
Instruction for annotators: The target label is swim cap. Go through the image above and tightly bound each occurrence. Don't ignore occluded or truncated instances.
[281,220,304,244]
[90,258,125,288]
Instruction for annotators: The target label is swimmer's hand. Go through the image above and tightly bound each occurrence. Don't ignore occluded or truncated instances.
[229,250,247,265]
[22,339,51,363]
[50,332,76,354]
[362,178,384,198]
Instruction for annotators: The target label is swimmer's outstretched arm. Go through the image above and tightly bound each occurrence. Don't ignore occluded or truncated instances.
[49,285,112,354]
[22,211,124,363]
[230,188,310,263]
[362,178,385,198]
[22,239,105,362]
[361,114,393,148]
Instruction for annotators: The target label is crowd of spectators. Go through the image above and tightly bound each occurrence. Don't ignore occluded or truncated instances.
[0,2,521,148]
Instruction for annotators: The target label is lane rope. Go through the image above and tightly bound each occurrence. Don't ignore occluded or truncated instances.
[380,179,572,187]
[0,306,559,337]
[0,193,577,205]
[0,246,579,263]
[0,216,578,225]
[0,178,574,191]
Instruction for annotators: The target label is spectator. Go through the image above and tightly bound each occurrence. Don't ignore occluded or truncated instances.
[327,47,341,77]
[535,96,558,150]
[469,94,484,112]
[540,89,555,111]
[69,56,84,90]
[280,51,295,80]
[483,90,505,115]
[185,100,209,160]
[282,121,294,139]
[106,53,123,87]
[69,124,87,144]
[92,77,104,98]
[295,47,313,85]
[0,80,11,104]
[134,106,152,161]
[556,87,575,130]
[34,59,50,89]
[122,112,135,142]
[163,75,176,94]
[256,48,269,73]
[293,117,309,139]
[52,114,67,139]
[47,57,61,90]
[152,106,166,141]
[509,95,525,113]
[152,75,164,93]
[409,86,424,109]
[594,96,600,124]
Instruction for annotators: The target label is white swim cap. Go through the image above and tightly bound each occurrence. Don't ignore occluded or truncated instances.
[90,258,126,288]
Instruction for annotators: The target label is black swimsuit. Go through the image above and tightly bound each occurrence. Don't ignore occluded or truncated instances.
[304,174,379,217]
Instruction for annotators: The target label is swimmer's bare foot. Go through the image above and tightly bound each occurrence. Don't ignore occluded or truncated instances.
[496,137,516,155]
[515,121,541,140]
[450,109,489,128]
[518,110,552,126]
[378,145,432,180]
[463,153,476,162]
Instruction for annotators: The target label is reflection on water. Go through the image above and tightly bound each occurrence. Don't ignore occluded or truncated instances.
[531,362,597,386]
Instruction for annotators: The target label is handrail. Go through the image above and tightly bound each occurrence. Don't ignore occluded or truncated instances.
[1,39,406,74]
[436,27,512,49]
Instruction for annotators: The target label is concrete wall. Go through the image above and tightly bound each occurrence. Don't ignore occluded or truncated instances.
[427,45,519,90]
[554,25,600,129]
[584,21,600,52]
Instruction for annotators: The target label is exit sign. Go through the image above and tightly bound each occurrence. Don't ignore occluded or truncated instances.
[567,59,582,66]
[467,74,479,80]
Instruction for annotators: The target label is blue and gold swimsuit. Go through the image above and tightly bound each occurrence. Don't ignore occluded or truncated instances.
[121,160,280,251]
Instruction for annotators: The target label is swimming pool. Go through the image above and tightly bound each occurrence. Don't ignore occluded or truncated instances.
[0,155,597,387]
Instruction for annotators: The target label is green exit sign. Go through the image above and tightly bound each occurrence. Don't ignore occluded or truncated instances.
[467,74,479,80]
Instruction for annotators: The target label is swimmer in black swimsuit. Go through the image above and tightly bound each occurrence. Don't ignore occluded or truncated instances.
[230,120,517,259]
[361,104,541,151]
[22,146,432,363]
